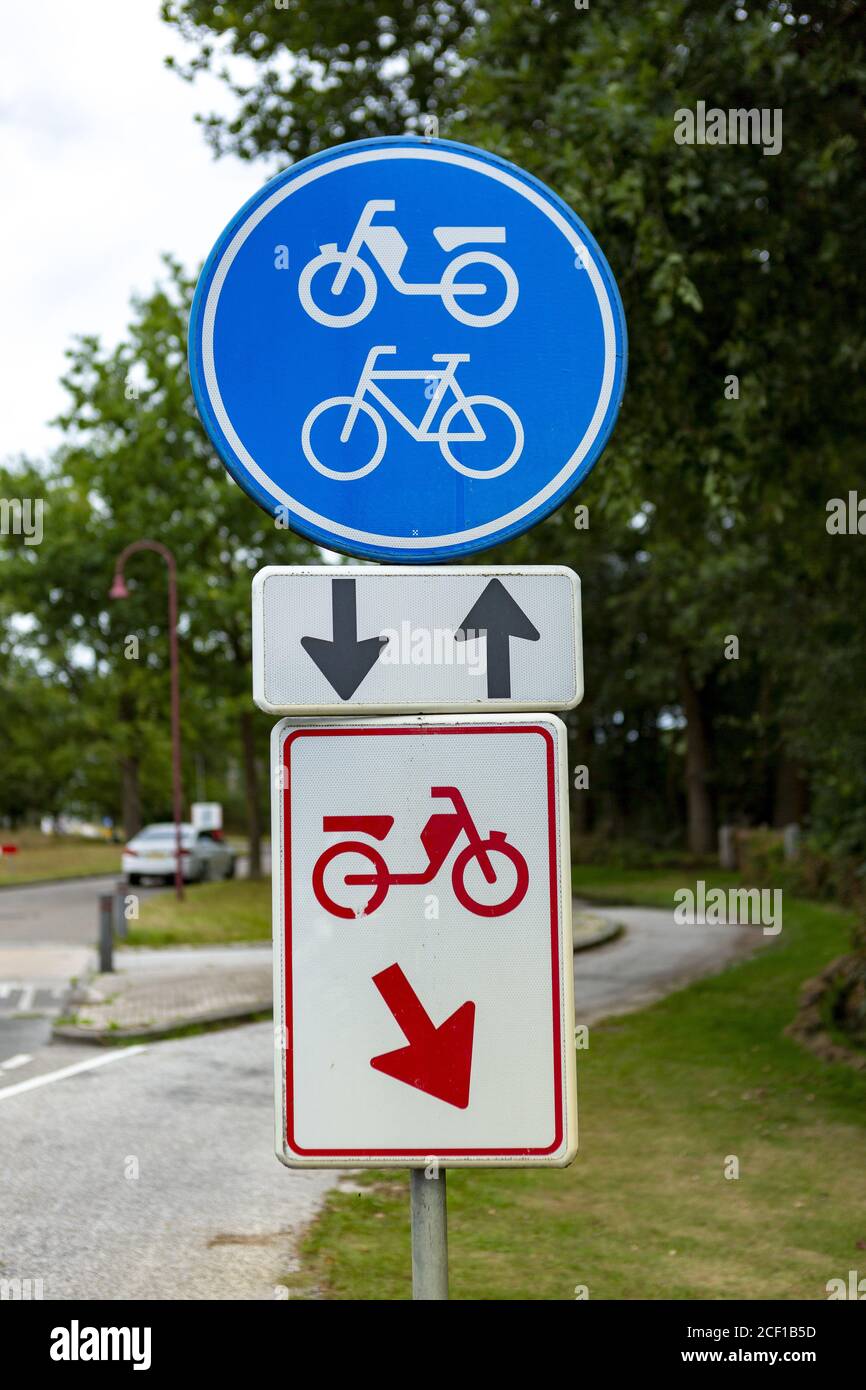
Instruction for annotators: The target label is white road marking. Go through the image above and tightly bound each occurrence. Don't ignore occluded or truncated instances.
[0,981,73,1017]
[0,1053,32,1071]
[0,1046,148,1101]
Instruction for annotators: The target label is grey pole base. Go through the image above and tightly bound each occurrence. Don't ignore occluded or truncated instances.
[98,894,114,973]
[410,1168,448,1300]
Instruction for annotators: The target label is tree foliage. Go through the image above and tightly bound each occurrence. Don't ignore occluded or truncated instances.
[0,262,316,844]
[162,0,866,852]
[5,2,864,867]
[161,0,480,161]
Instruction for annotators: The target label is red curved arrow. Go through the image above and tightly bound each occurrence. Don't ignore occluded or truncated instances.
[370,964,475,1109]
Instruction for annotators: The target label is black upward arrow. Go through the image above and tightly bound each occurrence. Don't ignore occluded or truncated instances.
[301,578,388,699]
[455,578,540,698]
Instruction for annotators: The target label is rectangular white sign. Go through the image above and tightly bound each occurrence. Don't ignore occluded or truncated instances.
[271,714,577,1167]
[191,802,222,831]
[253,565,582,714]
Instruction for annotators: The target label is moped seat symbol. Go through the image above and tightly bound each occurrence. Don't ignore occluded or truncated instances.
[302,345,524,482]
[312,786,529,920]
[298,199,519,328]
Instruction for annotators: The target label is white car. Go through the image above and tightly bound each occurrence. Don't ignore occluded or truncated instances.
[122,823,236,886]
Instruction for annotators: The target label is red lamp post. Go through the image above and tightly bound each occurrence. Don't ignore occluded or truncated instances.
[110,540,185,901]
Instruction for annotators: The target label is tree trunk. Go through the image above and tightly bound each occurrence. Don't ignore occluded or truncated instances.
[679,659,715,855]
[772,749,808,827]
[119,690,142,839]
[121,757,142,840]
[571,779,589,837]
[240,709,262,879]
[756,670,775,825]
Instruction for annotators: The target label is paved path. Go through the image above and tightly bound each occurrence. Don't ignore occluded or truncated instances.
[0,945,94,1012]
[0,901,772,1300]
[0,1023,332,1300]
[571,901,771,1023]
[0,853,270,947]
[0,875,144,947]
[0,861,270,1071]
[55,945,273,1040]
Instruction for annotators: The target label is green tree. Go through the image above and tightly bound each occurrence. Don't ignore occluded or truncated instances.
[0,263,317,867]
[162,0,866,857]
[460,0,866,850]
[161,0,478,161]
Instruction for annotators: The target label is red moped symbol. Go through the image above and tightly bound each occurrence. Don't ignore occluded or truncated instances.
[312,785,529,920]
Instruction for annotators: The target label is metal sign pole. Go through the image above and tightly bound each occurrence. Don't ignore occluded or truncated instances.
[410,1169,449,1300]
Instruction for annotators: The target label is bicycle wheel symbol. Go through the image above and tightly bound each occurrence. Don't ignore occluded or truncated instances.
[452,835,529,917]
[438,395,523,479]
[298,248,377,329]
[312,840,390,920]
[439,251,518,328]
[302,397,386,481]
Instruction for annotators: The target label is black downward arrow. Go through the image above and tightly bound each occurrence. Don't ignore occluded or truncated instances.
[301,578,389,699]
[455,578,540,698]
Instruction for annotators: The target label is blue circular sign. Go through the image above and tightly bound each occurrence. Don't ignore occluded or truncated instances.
[189,136,627,562]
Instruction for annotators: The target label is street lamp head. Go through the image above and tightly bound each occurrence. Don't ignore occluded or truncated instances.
[109,573,129,600]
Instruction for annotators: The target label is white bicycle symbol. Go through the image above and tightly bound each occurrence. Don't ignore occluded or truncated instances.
[298,199,519,329]
[301,345,524,481]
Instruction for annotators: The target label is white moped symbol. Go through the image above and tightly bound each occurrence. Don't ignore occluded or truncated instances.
[298,199,519,329]
[301,345,524,481]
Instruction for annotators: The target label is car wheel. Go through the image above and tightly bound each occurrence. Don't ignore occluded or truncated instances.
[225,858,236,879]
[127,873,141,886]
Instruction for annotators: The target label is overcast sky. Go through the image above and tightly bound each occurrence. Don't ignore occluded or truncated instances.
[0,0,267,465]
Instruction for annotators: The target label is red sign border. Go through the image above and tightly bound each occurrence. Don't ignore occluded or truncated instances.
[281,722,564,1160]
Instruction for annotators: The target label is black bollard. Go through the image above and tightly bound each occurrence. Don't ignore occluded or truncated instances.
[98,893,114,973]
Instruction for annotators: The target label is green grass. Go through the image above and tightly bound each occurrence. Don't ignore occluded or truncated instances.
[126,877,271,946]
[283,870,866,1301]
[119,866,671,950]
[0,830,121,885]
[573,862,743,910]
[92,1011,274,1045]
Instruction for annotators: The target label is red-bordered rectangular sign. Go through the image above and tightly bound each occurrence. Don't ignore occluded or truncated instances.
[271,714,577,1167]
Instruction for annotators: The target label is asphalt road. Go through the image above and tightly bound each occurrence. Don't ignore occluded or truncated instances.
[0,1023,333,1300]
[0,875,161,946]
[0,901,770,1299]
[0,853,269,947]
[0,857,272,1081]
[571,901,770,1024]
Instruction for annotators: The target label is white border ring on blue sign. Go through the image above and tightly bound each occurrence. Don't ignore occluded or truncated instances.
[189,137,627,563]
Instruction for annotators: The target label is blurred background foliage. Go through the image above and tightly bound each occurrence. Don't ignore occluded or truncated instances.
[1,2,864,899]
